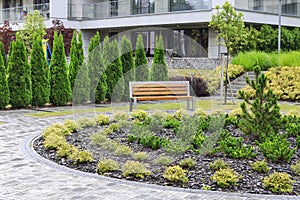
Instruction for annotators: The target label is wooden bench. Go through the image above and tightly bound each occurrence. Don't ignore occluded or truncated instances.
[129,81,196,111]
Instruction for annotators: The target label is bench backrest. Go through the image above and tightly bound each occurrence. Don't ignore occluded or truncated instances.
[129,81,190,98]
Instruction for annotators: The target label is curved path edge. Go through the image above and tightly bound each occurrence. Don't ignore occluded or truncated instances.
[22,132,300,200]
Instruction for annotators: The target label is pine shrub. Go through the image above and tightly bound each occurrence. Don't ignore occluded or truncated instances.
[50,32,71,106]
[150,34,168,81]
[8,34,32,108]
[30,35,50,107]
[135,34,149,81]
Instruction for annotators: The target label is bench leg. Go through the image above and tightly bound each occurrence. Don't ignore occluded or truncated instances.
[192,97,196,111]
[187,99,190,110]
[134,98,137,110]
[129,98,133,112]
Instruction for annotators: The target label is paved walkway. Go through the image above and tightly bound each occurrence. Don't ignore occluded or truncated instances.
[0,107,299,200]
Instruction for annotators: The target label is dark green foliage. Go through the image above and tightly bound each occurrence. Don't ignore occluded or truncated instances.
[239,66,281,140]
[256,25,277,52]
[163,116,180,131]
[296,136,300,149]
[72,62,90,104]
[128,133,169,150]
[216,136,256,159]
[0,51,9,109]
[88,32,107,103]
[30,35,50,107]
[69,31,78,90]
[8,35,32,108]
[259,134,295,162]
[105,39,124,101]
[0,42,6,68]
[120,36,135,100]
[286,123,300,137]
[50,32,71,106]
[135,34,149,81]
[150,35,168,81]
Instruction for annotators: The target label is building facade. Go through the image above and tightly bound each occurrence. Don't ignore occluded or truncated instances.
[0,0,300,58]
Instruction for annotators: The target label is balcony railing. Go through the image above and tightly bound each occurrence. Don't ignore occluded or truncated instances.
[0,3,50,23]
[235,0,300,17]
[68,0,211,20]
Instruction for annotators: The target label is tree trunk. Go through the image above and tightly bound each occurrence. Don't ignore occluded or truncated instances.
[224,53,229,104]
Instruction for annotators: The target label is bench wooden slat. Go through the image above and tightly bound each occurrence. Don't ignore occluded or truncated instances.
[133,91,188,96]
[132,84,187,88]
[133,87,187,92]
[136,96,193,101]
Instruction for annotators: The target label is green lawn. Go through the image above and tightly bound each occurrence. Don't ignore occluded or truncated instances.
[25,99,299,118]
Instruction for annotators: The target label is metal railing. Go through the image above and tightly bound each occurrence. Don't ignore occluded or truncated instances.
[0,3,50,23]
[68,0,211,20]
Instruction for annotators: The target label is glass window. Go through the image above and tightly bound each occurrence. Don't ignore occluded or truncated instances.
[111,0,118,16]
[253,0,263,11]
[132,0,155,15]
[169,0,194,12]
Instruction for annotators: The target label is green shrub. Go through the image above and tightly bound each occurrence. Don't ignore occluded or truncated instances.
[179,158,195,168]
[102,127,114,135]
[63,119,80,132]
[150,35,168,81]
[43,134,66,149]
[114,145,133,157]
[297,136,300,148]
[94,114,110,125]
[209,159,230,171]
[216,136,256,159]
[70,150,93,164]
[90,132,107,145]
[211,168,239,188]
[192,131,205,148]
[207,115,226,132]
[193,108,207,118]
[42,124,71,138]
[139,134,169,150]
[163,165,188,184]
[163,115,180,130]
[173,109,189,121]
[278,51,300,67]
[135,34,149,81]
[133,152,149,161]
[153,155,174,166]
[77,117,96,127]
[113,111,130,122]
[100,140,119,151]
[0,49,9,109]
[97,158,119,174]
[57,143,76,158]
[263,172,295,193]
[231,51,276,71]
[117,120,131,129]
[122,161,151,179]
[250,160,269,173]
[291,161,300,176]
[259,134,295,162]
[216,64,246,81]
[108,123,119,132]
[132,109,149,121]
[286,123,300,136]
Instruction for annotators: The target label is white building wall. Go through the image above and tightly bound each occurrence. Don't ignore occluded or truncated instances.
[50,0,68,19]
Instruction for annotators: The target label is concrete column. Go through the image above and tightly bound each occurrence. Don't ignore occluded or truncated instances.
[155,0,169,13]
[50,0,68,19]
[208,28,226,58]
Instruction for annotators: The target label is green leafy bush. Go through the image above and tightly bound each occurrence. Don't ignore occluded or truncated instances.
[250,160,269,173]
[211,168,239,188]
[42,124,71,138]
[63,120,80,132]
[216,136,256,159]
[132,109,149,121]
[71,150,93,164]
[114,145,133,157]
[286,123,300,136]
[173,109,189,121]
[113,111,130,122]
[94,114,110,125]
[117,120,131,129]
[43,133,66,149]
[163,165,188,184]
[163,115,180,130]
[216,64,246,81]
[193,108,207,118]
[153,155,174,166]
[122,161,151,179]
[90,132,107,145]
[108,123,119,132]
[57,143,77,158]
[291,161,300,176]
[133,152,148,161]
[179,158,195,168]
[263,172,295,193]
[97,158,119,174]
[259,134,295,162]
[100,140,119,151]
[77,117,96,127]
[207,115,226,132]
[209,159,230,171]
[192,131,205,148]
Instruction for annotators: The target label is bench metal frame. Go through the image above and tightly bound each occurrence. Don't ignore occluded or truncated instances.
[129,81,196,111]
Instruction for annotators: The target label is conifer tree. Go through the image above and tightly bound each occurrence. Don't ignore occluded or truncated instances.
[239,66,281,140]
[0,51,9,109]
[135,34,149,81]
[30,35,50,107]
[69,30,78,90]
[88,32,107,103]
[150,35,168,81]
[7,34,32,108]
[73,61,90,104]
[105,39,124,101]
[120,36,135,100]
[50,32,71,106]
[0,41,6,67]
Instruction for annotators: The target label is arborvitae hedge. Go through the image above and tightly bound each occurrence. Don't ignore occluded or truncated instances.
[0,51,9,109]
[120,36,135,100]
[88,32,107,103]
[105,39,124,101]
[8,35,32,108]
[69,30,78,90]
[50,32,71,106]
[30,35,50,107]
[150,35,168,81]
[73,61,90,104]
[0,41,6,68]
[135,34,149,81]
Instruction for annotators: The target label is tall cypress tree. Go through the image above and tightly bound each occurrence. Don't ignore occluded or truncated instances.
[8,34,32,108]
[0,51,9,109]
[135,34,149,81]
[105,39,124,101]
[30,35,50,107]
[120,36,135,100]
[88,32,107,103]
[73,61,90,104]
[50,32,71,106]
[69,30,78,91]
[150,35,168,81]
[0,42,6,68]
